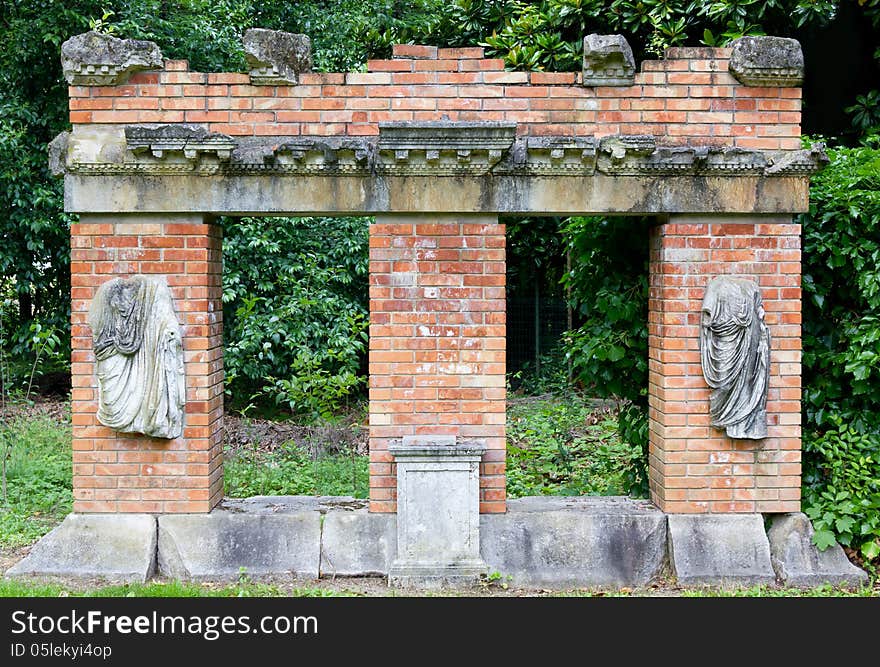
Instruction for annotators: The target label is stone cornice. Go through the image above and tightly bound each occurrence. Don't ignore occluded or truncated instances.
[55,126,828,179]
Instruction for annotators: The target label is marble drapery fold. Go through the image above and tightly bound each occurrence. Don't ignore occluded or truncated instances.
[89,276,185,439]
[699,277,770,440]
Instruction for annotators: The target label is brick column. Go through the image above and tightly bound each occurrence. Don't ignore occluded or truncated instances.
[71,214,223,513]
[368,215,506,514]
[648,215,801,513]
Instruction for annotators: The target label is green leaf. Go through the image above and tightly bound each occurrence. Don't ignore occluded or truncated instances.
[813,529,837,551]
[861,540,880,561]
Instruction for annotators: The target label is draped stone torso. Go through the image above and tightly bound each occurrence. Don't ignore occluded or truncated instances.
[89,276,185,439]
[699,277,770,440]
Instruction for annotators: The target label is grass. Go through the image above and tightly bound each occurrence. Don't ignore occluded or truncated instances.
[0,577,354,597]
[0,413,72,548]
[678,583,879,597]
[224,443,369,498]
[506,394,642,498]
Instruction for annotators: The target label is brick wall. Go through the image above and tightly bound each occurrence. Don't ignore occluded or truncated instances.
[68,44,800,150]
[67,41,806,515]
[368,216,507,513]
[71,215,223,513]
[648,216,802,513]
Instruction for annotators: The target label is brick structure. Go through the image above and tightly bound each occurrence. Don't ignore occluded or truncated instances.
[67,44,800,150]
[648,216,801,513]
[57,32,819,516]
[368,216,507,513]
[70,215,223,513]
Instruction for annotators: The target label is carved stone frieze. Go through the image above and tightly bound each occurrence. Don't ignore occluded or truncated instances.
[729,36,804,87]
[55,126,828,180]
[125,125,236,161]
[375,122,517,175]
[582,34,636,86]
[496,137,597,175]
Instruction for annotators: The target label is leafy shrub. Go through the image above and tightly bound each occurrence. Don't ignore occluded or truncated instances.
[803,418,880,565]
[560,216,650,493]
[801,142,880,431]
[222,216,369,418]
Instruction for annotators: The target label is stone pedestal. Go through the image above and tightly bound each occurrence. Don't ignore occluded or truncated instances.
[388,436,487,588]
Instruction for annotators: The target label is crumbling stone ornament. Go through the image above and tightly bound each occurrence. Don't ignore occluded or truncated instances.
[61,31,163,85]
[582,34,635,86]
[242,28,312,85]
[89,276,185,439]
[700,277,770,439]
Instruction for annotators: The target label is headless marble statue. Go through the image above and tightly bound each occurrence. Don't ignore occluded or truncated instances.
[699,277,770,440]
[89,276,185,439]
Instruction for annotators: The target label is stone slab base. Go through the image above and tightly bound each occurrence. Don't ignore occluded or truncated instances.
[4,514,157,584]
[667,514,776,587]
[158,497,327,580]
[480,497,668,589]
[388,561,488,589]
[322,509,396,577]
[767,513,869,588]
[5,498,869,590]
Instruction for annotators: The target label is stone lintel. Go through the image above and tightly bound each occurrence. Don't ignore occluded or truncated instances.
[242,28,312,85]
[63,172,811,215]
[729,36,804,87]
[61,31,163,86]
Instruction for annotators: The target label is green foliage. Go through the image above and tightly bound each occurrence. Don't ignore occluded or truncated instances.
[509,346,572,395]
[558,216,651,492]
[506,395,646,497]
[222,216,369,418]
[380,0,844,69]
[224,440,369,498]
[0,414,72,548]
[561,216,649,403]
[801,143,880,431]
[803,418,880,565]
[845,90,880,138]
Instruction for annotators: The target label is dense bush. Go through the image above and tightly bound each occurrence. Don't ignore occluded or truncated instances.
[222,216,369,419]
[560,216,650,496]
[799,141,880,565]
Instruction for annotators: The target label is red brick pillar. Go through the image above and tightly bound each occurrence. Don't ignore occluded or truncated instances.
[648,215,801,513]
[368,215,506,514]
[71,214,223,513]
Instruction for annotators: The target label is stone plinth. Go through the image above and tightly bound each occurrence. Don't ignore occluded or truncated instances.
[388,436,487,588]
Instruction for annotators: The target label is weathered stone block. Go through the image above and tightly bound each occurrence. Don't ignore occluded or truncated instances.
[481,497,668,589]
[668,514,776,587]
[4,514,156,583]
[767,513,868,588]
[243,28,312,85]
[321,510,396,576]
[388,437,487,588]
[158,509,321,580]
[582,34,635,86]
[61,31,163,85]
[729,36,804,87]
